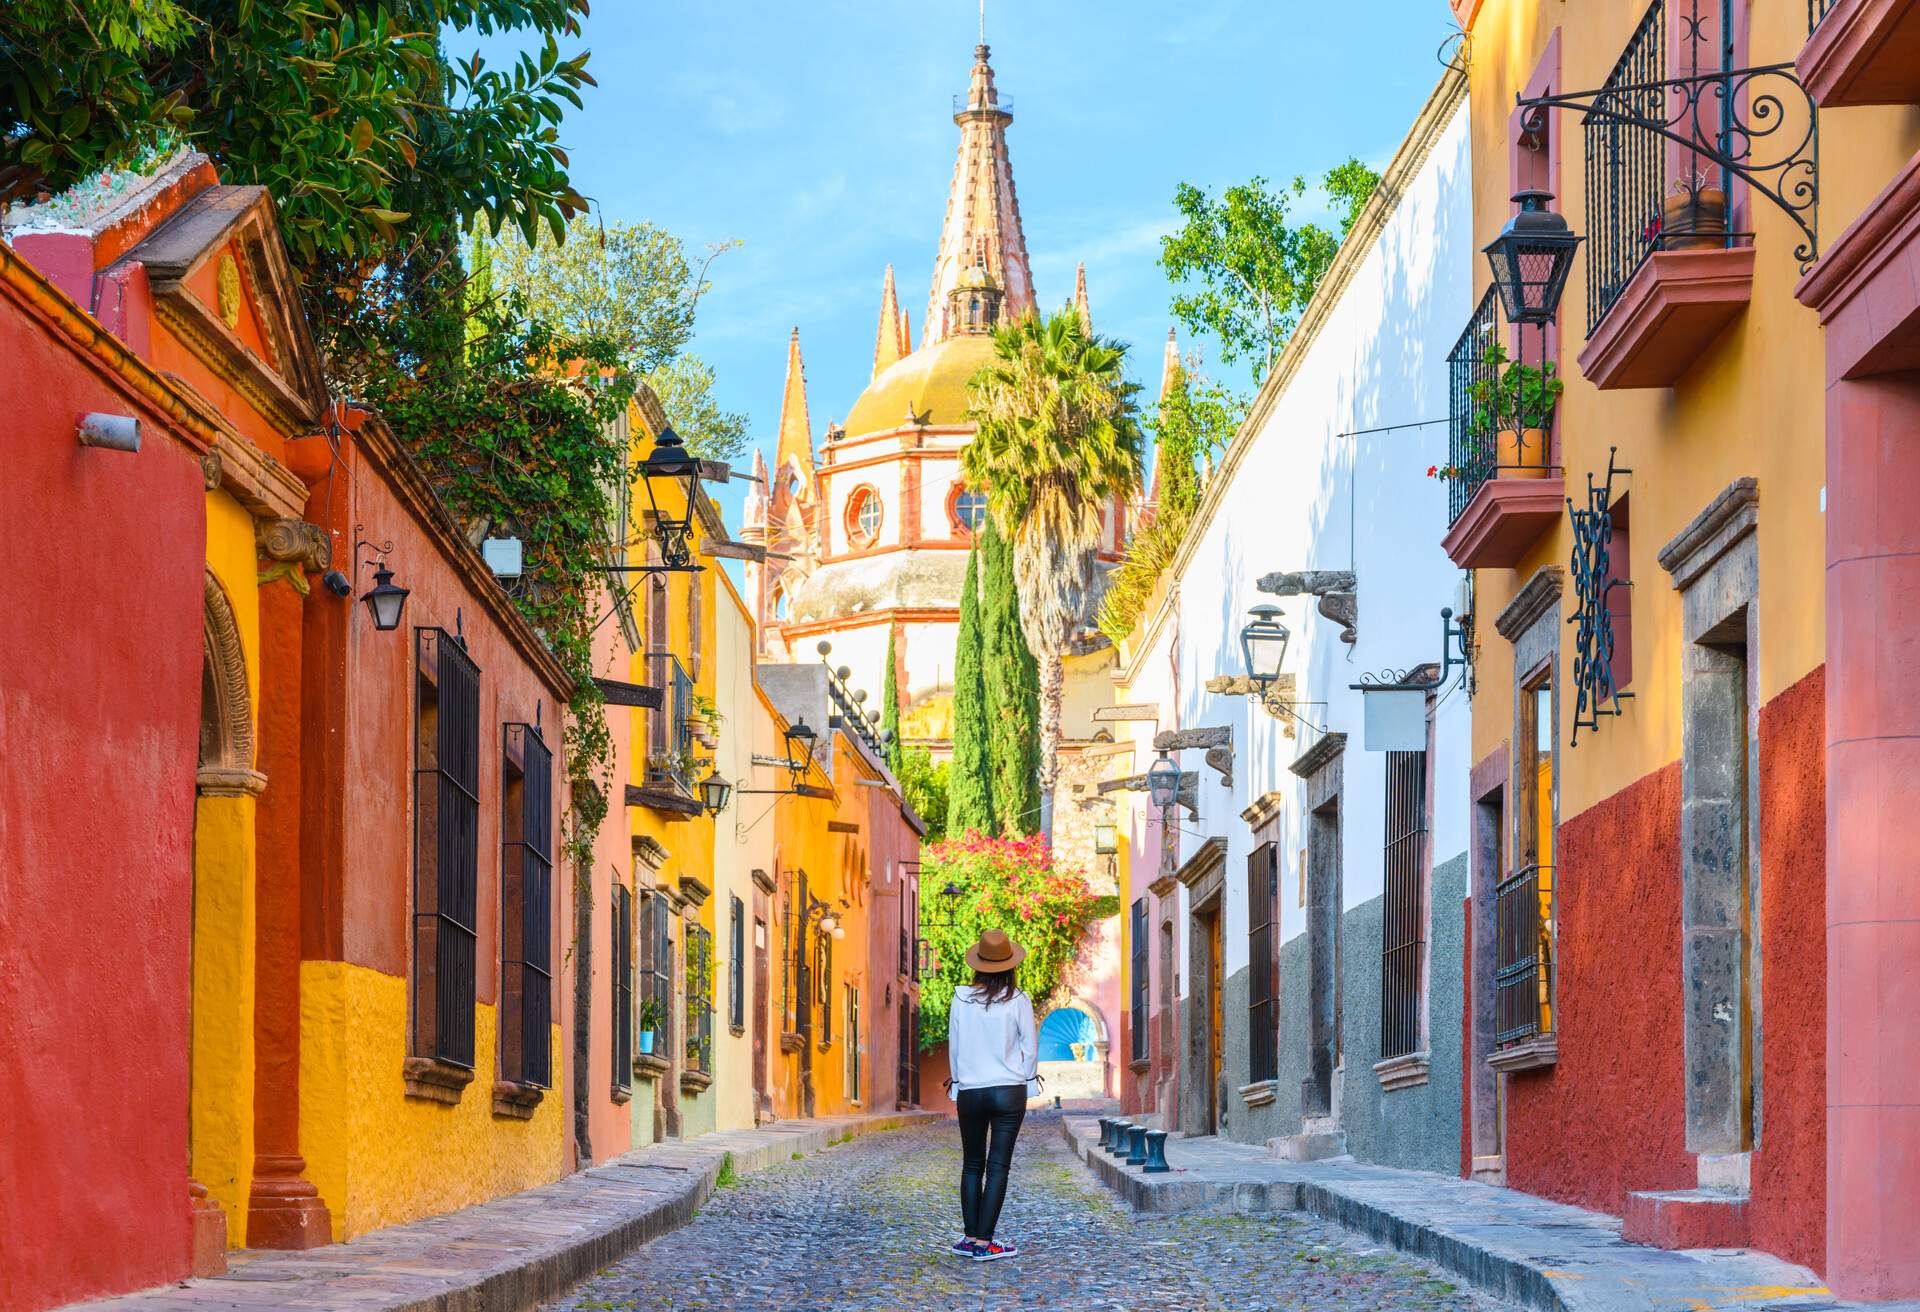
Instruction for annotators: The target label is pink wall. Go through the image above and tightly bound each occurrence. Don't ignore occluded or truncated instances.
[581,596,635,1163]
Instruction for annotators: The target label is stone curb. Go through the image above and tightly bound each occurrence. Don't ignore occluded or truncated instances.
[66,1111,939,1312]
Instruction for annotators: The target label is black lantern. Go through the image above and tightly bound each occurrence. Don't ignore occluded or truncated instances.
[699,769,733,817]
[636,426,702,571]
[361,563,409,631]
[1239,603,1290,690]
[782,718,817,779]
[1146,753,1181,809]
[1484,190,1581,325]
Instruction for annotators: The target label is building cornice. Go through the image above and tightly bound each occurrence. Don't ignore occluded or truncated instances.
[1494,565,1565,642]
[1289,731,1349,780]
[1657,478,1758,589]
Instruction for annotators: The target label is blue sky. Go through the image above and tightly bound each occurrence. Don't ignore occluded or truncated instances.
[484,1,1458,522]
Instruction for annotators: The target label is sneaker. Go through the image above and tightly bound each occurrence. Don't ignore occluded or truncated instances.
[971,1240,1019,1262]
[951,1239,979,1257]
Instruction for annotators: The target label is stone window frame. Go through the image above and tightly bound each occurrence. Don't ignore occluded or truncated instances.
[844,483,883,549]
[1489,566,1563,1075]
[1289,731,1348,1120]
[1375,701,1438,1092]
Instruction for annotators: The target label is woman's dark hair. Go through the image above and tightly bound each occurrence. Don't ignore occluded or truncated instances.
[971,966,1018,1007]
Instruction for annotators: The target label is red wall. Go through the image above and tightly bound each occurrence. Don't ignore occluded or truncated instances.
[1505,761,1694,1213]
[1751,667,1827,1272]
[0,285,206,1309]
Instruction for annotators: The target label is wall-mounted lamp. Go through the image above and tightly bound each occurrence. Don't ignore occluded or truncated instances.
[353,528,409,632]
[699,769,733,817]
[783,719,817,780]
[1146,753,1181,809]
[1483,190,1581,325]
[635,426,703,571]
[1239,604,1291,691]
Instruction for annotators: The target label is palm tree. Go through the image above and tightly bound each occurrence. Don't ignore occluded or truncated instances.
[963,307,1143,835]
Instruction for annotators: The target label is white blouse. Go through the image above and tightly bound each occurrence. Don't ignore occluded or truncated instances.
[946,986,1039,1096]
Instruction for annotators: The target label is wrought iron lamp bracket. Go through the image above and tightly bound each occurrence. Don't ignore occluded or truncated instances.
[1518,61,1820,270]
[1567,448,1635,745]
[1348,608,1473,696]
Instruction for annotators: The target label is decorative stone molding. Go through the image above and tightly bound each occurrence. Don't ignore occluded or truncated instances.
[196,765,267,797]
[1288,731,1348,781]
[1487,1033,1558,1074]
[633,1051,672,1081]
[199,448,223,492]
[255,517,331,571]
[1238,1079,1278,1108]
[633,835,671,874]
[1174,836,1229,890]
[1153,725,1233,789]
[751,868,777,895]
[403,1056,473,1104]
[200,569,258,788]
[1494,565,1565,642]
[1129,1058,1152,1076]
[1205,674,1297,737]
[1374,1051,1431,1092]
[680,1069,714,1095]
[1147,874,1178,899]
[1241,789,1287,835]
[678,874,713,908]
[491,1080,543,1120]
[1658,478,1758,590]
[1256,569,1359,645]
[1091,703,1161,723]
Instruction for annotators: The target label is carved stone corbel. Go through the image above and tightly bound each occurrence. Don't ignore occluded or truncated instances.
[255,518,332,572]
[1256,569,1359,645]
[1152,726,1233,789]
[1205,674,1298,738]
[1096,770,1199,819]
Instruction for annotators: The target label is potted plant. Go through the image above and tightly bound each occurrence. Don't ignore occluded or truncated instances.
[1660,168,1728,251]
[1467,342,1562,479]
[686,692,723,749]
[638,997,663,1055]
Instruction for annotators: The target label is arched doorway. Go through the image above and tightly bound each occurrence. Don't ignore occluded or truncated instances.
[1034,996,1112,1101]
[190,569,265,1268]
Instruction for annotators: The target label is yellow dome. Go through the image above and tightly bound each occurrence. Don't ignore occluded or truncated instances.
[843,332,999,437]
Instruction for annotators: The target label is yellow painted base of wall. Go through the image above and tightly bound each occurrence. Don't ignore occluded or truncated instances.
[299,961,565,1242]
[191,793,256,1248]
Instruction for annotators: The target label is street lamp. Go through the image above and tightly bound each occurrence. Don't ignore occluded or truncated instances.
[1239,604,1290,691]
[635,426,703,571]
[782,718,816,781]
[1146,753,1181,809]
[1484,191,1581,326]
[699,769,733,817]
[361,562,410,631]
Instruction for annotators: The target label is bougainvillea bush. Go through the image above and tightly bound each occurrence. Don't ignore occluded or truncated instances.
[916,831,1103,1049]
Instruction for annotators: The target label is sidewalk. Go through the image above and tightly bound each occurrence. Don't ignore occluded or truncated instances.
[1062,1115,1913,1312]
[69,1110,937,1312]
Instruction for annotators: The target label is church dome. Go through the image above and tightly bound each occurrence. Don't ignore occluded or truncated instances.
[842,332,999,437]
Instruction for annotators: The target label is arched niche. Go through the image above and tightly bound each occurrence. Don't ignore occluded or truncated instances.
[197,568,266,797]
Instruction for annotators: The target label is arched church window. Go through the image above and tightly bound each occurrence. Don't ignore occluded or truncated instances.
[772,586,791,622]
[846,486,882,549]
[952,488,989,535]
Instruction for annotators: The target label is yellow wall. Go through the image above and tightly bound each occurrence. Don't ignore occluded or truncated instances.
[1463,0,1856,816]
[299,961,565,1240]
[191,490,262,1245]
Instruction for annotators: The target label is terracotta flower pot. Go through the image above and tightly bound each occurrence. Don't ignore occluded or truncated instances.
[1661,187,1728,250]
[1497,428,1549,478]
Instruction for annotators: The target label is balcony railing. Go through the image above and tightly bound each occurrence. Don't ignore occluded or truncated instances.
[645,651,695,793]
[1809,0,1838,32]
[1494,863,1555,1045]
[1445,290,1502,525]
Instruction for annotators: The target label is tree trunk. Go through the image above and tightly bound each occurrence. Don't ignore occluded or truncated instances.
[1037,650,1065,839]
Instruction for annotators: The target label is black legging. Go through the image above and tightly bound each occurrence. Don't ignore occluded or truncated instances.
[957,1083,1027,1241]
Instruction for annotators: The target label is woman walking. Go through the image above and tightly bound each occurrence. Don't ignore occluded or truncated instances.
[947,928,1038,1262]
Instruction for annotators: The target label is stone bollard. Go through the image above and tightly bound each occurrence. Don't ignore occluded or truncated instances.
[1143,1129,1170,1173]
[1106,1120,1130,1154]
[1096,1117,1114,1150]
[1126,1124,1148,1167]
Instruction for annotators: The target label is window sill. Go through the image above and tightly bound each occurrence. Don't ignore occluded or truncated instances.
[611,1083,633,1106]
[492,1080,544,1120]
[1488,1033,1559,1074]
[1798,0,1920,108]
[1129,1058,1152,1076]
[680,1069,713,1095]
[1577,247,1754,391]
[1374,1051,1431,1092]
[780,1032,805,1054]
[1238,1078,1279,1107]
[1441,476,1566,570]
[633,1051,672,1081]
[729,1024,747,1038]
[403,1056,473,1105]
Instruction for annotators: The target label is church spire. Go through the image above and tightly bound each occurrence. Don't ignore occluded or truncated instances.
[925,42,1034,345]
[775,326,814,486]
[873,265,906,378]
[1073,262,1091,333]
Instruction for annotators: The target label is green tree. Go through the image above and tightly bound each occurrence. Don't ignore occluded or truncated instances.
[946,538,995,837]
[1159,160,1381,379]
[964,307,1143,836]
[881,627,903,775]
[980,516,1039,836]
[896,747,949,846]
[645,353,750,464]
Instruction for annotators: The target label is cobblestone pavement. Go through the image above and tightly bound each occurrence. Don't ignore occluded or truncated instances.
[545,1112,1517,1312]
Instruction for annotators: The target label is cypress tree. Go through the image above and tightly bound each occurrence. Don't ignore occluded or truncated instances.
[881,626,903,775]
[981,516,1041,835]
[946,538,995,836]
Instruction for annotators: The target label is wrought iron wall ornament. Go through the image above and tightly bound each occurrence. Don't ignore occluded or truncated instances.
[1567,449,1633,745]
[1348,608,1474,697]
[1517,0,1819,275]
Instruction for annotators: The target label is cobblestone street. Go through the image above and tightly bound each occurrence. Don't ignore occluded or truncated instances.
[545,1113,1514,1312]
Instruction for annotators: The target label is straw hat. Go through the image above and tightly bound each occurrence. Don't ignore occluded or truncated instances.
[965,928,1027,973]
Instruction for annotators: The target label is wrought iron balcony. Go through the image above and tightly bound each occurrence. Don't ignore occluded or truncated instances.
[1494,863,1555,1046]
[645,651,695,795]
[1809,0,1839,31]
[1440,295,1563,569]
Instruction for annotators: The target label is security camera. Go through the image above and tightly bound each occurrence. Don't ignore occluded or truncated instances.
[322,569,352,598]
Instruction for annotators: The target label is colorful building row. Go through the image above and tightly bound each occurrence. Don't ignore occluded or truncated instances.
[1110,0,1920,1296]
[0,156,925,1312]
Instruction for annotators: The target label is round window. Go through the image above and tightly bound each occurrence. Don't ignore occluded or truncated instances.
[846,487,883,547]
[953,488,989,534]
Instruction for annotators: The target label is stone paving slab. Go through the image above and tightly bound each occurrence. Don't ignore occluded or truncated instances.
[62,1111,936,1312]
[1062,1116,1919,1312]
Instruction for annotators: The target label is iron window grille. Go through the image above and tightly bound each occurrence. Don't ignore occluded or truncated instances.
[412,627,480,1069]
[612,885,632,1092]
[897,1004,915,1107]
[645,651,695,794]
[1445,289,1509,524]
[500,722,554,1088]
[1494,863,1556,1044]
[1248,843,1281,1083]
[685,923,713,1074]
[845,984,861,1093]
[728,895,746,1032]
[1381,751,1430,1062]
[819,931,834,1046]
[639,890,674,1056]
[1129,898,1149,1064]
